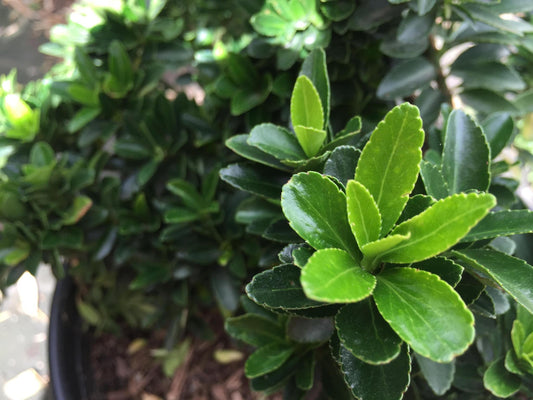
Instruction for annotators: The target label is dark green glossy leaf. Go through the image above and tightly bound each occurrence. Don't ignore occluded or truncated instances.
[210,269,240,312]
[323,146,360,187]
[336,300,402,365]
[220,163,289,199]
[374,268,475,362]
[29,142,54,166]
[483,358,521,398]
[462,3,533,35]
[246,264,323,310]
[377,57,436,99]
[442,110,490,194]
[355,103,424,236]
[453,249,533,314]
[412,257,463,287]
[281,172,358,255]
[248,123,305,161]
[230,76,272,116]
[225,134,290,171]
[459,89,519,115]
[462,210,533,242]
[452,62,526,92]
[396,194,435,225]
[301,248,376,303]
[245,343,294,378]
[482,112,514,157]
[295,352,315,390]
[415,354,455,396]
[300,48,330,123]
[340,344,411,400]
[348,0,401,31]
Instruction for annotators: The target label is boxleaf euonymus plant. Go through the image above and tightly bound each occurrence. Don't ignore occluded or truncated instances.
[226,60,533,398]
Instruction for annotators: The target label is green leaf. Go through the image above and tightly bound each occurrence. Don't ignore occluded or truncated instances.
[248,123,306,161]
[346,180,381,247]
[300,48,330,124]
[163,207,198,224]
[225,134,290,171]
[462,210,533,242]
[452,62,526,92]
[453,249,533,314]
[301,248,376,303]
[291,75,324,156]
[323,146,361,187]
[441,110,491,194]
[166,179,204,210]
[377,57,436,99]
[230,75,272,116]
[419,160,449,200]
[62,196,93,225]
[462,3,533,36]
[378,192,495,264]
[361,234,411,267]
[220,163,288,199]
[355,103,424,236]
[246,264,323,310]
[251,11,289,37]
[30,142,55,167]
[281,172,358,256]
[483,358,521,398]
[459,89,519,115]
[67,107,101,133]
[336,300,402,365]
[295,352,315,390]
[482,112,514,157]
[412,257,463,287]
[287,317,334,343]
[293,126,327,158]
[225,314,285,347]
[245,343,295,378]
[415,354,455,396]
[374,268,475,362]
[340,344,411,400]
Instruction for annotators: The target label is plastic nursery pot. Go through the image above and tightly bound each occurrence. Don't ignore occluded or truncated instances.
[48,276,93,400]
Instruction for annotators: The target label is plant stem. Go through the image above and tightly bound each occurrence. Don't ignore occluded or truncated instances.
[428,35,453,106]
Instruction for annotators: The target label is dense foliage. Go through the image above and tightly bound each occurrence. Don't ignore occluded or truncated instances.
[3,0,533,398]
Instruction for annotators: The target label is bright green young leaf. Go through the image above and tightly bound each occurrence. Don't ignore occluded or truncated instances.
[374,268,475,362]
[225,315,285,347]
[336,300,402,365]
[248,123,306,161]
[461,210,533,242]
[245,343,295,378]
[291,75,324,156]
[301,248,376,303]
[379,192,495,264]
[361,234,410,270]
[281,172,358,257]
[293,126,327,158]
[415,354,455,396]
[483,358,521,398]
[441,110,491,194]
[355,103,424,236]
[246,264,323,310]
[62,196,93,225]
[291,75,324,130]
[340,344,411,400]
[346,180,381,247]
[419,160,449,200]
[453,249,533,314]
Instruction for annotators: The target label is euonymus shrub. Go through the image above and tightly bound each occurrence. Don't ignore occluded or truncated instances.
[227,76,533,398]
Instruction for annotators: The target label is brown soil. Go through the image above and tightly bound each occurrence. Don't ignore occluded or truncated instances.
[90,313,283,400]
